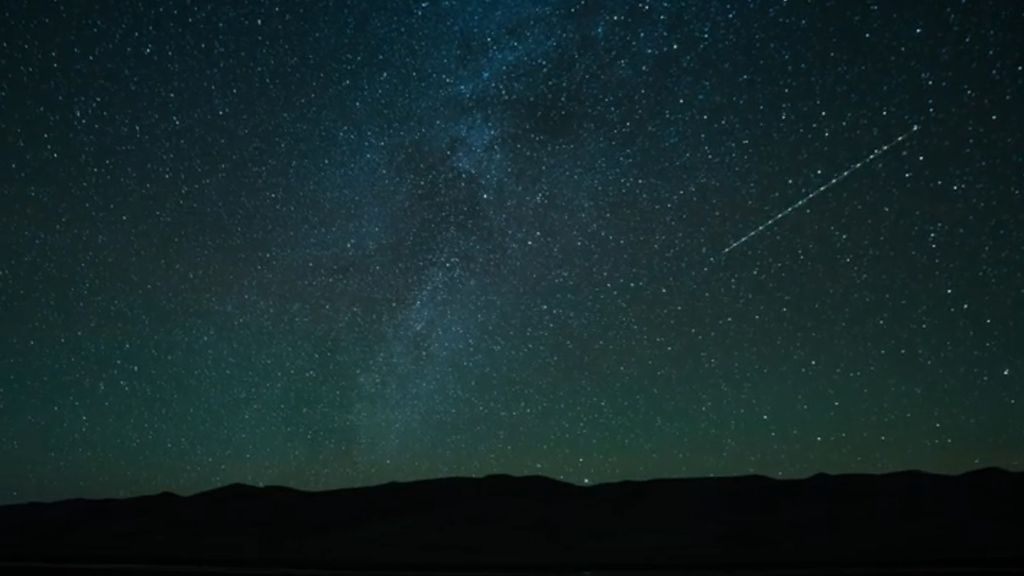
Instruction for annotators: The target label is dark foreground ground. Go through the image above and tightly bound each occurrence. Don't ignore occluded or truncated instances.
[1,469,1021,573]
[3,563,1024,575]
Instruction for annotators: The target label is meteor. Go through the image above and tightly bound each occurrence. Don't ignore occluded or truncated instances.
[722,125,919,256]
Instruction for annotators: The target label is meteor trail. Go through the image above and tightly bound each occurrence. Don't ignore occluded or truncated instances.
[722,125,919,256]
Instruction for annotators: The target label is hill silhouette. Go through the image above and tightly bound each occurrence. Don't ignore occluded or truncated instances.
[0,468,1020,571]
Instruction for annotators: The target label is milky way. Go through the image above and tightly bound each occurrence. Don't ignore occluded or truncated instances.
[1,1,1022,503]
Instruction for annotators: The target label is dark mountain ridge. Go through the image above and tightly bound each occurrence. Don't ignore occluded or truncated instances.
[1,468,1021,571]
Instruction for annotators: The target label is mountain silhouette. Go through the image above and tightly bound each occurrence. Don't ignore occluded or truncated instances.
[0,469,1020,571]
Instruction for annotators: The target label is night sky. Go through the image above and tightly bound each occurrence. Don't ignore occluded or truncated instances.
[1,1,1022,504]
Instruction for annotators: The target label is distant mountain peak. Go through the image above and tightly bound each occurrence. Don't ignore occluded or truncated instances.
[0,468,1019,569]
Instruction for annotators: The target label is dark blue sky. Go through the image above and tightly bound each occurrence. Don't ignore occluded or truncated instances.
[1,0,1021,503]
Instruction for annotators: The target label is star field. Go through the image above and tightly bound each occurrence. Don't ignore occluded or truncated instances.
[1,0,1022,503]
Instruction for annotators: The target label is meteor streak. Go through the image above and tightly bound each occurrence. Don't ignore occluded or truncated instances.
[722,125,919,255]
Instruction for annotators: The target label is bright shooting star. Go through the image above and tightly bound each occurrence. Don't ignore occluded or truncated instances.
[722,124,920,256]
